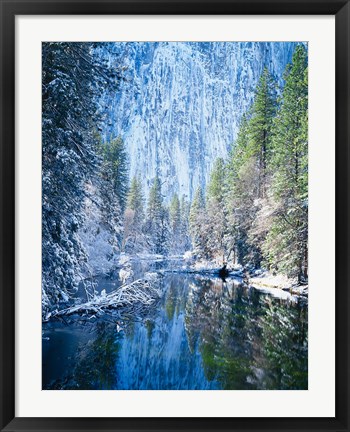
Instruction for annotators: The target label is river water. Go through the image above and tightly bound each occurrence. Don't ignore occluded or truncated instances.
[42,260,308,390]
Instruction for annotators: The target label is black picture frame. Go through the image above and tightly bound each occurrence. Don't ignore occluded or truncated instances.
[0,0,348,431]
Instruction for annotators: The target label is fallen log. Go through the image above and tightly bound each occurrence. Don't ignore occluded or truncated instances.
[50,272,162,319]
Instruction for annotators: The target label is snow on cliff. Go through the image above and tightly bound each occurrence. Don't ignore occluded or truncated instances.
[100,42,299,201]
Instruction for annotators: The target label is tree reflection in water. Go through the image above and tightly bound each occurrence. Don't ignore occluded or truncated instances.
[185,277,307,390]
[43,273,307,390]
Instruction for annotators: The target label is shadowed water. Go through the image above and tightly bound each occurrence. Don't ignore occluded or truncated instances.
[42,264,308,390]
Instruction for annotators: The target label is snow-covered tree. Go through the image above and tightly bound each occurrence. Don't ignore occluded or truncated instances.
[224,45,308,279]
[169,194,181,254]
[180,195,192,252]
[205,158,229,262]
[123,175,147,253]
[226,68,278,268]
[127,175,145,223]
[247,67,277,198]
[263,45,308,281]
[42,42,121,309]
[79,179,122,278]
[145,176,170,255]
[189,187,207,258]
[98,136,129,211]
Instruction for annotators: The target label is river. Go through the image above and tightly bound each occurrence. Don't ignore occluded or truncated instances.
[42,259,308,390]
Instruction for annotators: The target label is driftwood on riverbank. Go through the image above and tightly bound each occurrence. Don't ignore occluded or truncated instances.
[47,273,162,320]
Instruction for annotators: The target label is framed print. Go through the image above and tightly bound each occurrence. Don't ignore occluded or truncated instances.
[0,1,349,431]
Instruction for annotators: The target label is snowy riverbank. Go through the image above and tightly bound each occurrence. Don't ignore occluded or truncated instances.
[248,269,308,295]
[181,255,308,302]
[96,253,308,305]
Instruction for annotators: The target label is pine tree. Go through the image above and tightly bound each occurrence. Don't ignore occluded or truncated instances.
[248,68,277,198]
[206,158,229,261]
[226,68,278,268]
[42,42,121,308]
[158,206,171,256]
[180,195,191,252]
[225,115,252,265]
[169,194,181,254]
[145,176,170,255]
[78,132,126,279]
[99,136,129,211]
[127,175,145,225]
[207,158,226,204]
[123,175,146,253]
[189,187,207,258]
[263,45,308,281]
[226,113,250,190]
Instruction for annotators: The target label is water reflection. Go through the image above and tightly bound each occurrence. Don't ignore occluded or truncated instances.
[185,277,307,389]
[43,272,307,390]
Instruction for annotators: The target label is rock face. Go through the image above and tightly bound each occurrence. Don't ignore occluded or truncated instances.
[102,42,299,201]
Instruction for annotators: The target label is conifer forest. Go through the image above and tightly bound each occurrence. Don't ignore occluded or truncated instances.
[42,42,308,390]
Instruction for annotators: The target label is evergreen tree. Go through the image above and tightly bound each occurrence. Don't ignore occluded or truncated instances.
[189,187,207,258]
[127,175,145,224]
[98,165,124,247]
[123,175,146,253]
[158,206,171,256]
[180,195,192,252]
[263,45,308,281]
[146,176,170,255]
[225,114,252,265]
[99,136,129,211]
[206,158,229,261]
[248,68,277,198]
[42,42,121,308]
[94,136,129,248]
[169,194,181,254]
[79,134,125,276]
[226,68,278,268]
[147,176,163,222]
[226,113,250,189]
[207,158,226,204]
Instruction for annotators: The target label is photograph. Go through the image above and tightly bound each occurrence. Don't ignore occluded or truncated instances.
[42,41,308,391]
